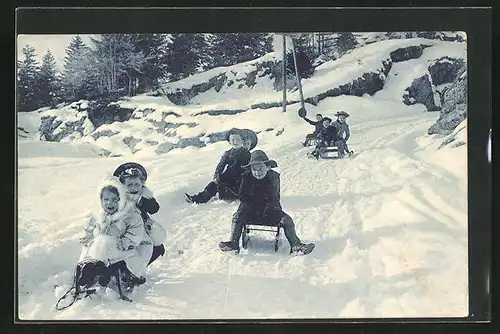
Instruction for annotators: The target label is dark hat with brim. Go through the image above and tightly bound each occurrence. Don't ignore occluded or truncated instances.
[298,107,307,118]
[242,150,278,168]
[240,128,258,150]
[113,162,148,181]
[322,117,332,123]
[335,111,350,117]
[225,128,244,142]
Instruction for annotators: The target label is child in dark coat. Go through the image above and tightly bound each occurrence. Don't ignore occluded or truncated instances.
[301,113,323,146]
[219,150,315,256]
[309,117,338,159]
[113,163,166,278]
[186,128,251,204]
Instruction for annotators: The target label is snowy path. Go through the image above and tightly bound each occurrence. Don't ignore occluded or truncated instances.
[17,112,467,320]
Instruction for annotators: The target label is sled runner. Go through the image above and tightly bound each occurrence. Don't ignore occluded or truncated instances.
[241,221,283,252]
[308,147,355,160]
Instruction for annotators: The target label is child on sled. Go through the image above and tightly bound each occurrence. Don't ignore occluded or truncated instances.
[219,150,315,256]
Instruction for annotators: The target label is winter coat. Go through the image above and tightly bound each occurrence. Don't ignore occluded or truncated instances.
[304,117,323,135]
[79,177,153,278]
[332,120,350,141]
[214,147,251,185]
[237,170,283,223]
[316,125,338,145]
[127,186,166,247]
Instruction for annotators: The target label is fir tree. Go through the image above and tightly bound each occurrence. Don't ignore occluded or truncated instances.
[17,45,40,112]
[167,33,207,81]
[62,35,97,101]
[334,32,359,56]
[37,50,61,108]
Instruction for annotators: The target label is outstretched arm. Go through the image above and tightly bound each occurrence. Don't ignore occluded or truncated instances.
[303,117,317,126]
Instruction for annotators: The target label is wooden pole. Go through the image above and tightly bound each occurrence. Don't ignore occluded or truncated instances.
[282,34,287,113]
[291,37,305,109]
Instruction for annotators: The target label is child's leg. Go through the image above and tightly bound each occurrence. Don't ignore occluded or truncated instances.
[147,244,165,265]
[280,213,301,247]
[191,181,218,203]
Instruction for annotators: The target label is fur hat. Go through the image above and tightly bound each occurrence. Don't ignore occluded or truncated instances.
[96,176,128,214]
[242,150,278,168]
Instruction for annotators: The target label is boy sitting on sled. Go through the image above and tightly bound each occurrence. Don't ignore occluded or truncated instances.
[219,150,315,256]
[331,111,353,157]
[301,112,323,146]
[185,128,251,204]
[113,162,166,275]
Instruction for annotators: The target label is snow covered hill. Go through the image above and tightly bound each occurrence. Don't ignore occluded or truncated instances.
[18,38,466,158]
[17,37,468,320]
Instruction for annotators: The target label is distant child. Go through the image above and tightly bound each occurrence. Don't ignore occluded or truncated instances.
[113,163,166,273]
[308,117,338,159]
[185,128,251,204]
[301,113,323,146]
[331,111,352,157]
[219,150,315,256]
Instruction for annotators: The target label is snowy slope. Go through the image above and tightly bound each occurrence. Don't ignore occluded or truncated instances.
[17,38,468,320]
[17,95,468,320]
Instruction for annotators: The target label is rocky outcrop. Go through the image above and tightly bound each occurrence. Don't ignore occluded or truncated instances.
[305,58,392,105]
[123,136,142,150]
[40,111,95,142]
[428,57,465,86]
[91,129,120,140]
[87,100,135,128]
[428,66,467,135]
[403,74,440,111]
[389,44,432,62]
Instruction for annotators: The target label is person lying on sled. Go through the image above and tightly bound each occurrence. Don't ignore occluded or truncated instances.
[56,177,153,309]
[308,117,338,159]
[219,150,315,256]
[113,162,167,276]
[301,112,323,146]
[185,128,251,204]
[331,111,352,157]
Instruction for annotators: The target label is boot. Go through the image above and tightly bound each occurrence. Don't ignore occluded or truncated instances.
[219,241,240,254]
[290,243,315,256]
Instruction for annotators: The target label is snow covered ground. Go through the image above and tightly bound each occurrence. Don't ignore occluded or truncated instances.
[17,38,468,320]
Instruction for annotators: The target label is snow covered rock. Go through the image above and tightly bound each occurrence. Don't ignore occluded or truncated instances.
[438,119,467,149]
[154,142,175,154]
[403,74,440,111]
[389,44,432,62]
[428,57,465,86]
[428,66,467,135]
[39,109,95,142]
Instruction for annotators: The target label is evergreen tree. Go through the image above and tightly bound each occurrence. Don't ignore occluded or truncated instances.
[167,33,207,81]
[208,33,273,69]
[285,35,315,79]
[17,45,40,112]
[36,50,61,108]
[334,32,359,56]
[91,34,147,97]
[62,35,98,101]
[131,34,169,93]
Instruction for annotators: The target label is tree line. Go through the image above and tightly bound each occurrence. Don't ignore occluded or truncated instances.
[17,33,274,112]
